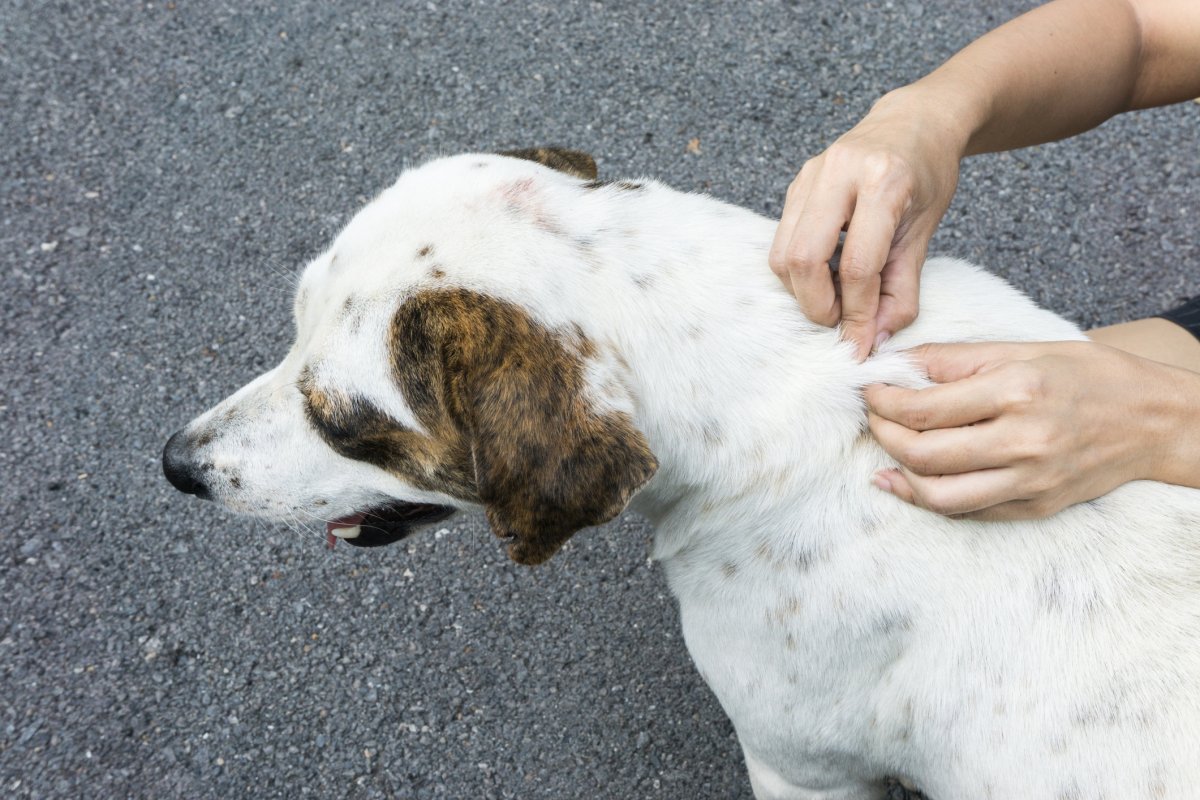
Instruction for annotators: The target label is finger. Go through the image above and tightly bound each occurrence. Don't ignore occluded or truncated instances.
[780,190,854,326]
[868,413,1012,475]
[879,467,1075,521]
[837,197,902,358]
[769,170,815,277]
[865,372,1011,431]
[872,239,927,342]
[958,497,1066,522]
[907,341,1031,384]
[769,164,840,323]
[875,466,1027,516]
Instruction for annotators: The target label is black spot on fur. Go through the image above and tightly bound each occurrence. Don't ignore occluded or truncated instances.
[874,612,913,636]
[884,778,929,800]
[417,244,434,258]
[1037,563,1064,612]
[582,179,644,191]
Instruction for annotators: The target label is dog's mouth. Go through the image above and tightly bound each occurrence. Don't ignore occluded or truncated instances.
[325,501,456,549]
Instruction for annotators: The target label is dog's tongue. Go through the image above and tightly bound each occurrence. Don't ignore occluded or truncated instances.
[325,513,365,549]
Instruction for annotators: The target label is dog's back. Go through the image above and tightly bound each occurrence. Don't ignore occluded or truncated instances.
[636,244,1200,798]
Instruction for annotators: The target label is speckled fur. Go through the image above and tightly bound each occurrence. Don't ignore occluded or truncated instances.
[171,150,1200,799]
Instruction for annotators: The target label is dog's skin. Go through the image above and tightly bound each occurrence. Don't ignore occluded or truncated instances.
[164,149,1200,799]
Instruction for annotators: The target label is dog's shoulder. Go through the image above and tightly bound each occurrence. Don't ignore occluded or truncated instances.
[890,257,1086,349]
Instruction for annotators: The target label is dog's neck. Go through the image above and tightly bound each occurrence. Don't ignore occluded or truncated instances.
[622,309,911,532]
[581,200,920,551]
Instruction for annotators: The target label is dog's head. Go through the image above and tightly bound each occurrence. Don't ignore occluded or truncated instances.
[163,148,658,565]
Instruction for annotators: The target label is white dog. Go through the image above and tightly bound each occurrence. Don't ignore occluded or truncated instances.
[164,149,1200,799]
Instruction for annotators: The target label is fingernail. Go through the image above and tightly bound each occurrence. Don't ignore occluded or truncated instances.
[871,471,893,493]
[874,331,891,351]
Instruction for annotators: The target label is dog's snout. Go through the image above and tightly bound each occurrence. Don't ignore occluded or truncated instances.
[162,430,211,499]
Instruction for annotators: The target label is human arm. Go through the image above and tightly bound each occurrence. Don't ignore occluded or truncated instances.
[865,322,1200,520]
[769,0,1200,359]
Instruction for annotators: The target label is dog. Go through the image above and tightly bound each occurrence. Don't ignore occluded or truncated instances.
[163,148,1200,799]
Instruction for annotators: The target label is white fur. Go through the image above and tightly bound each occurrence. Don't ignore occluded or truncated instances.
[180,153,1200,799]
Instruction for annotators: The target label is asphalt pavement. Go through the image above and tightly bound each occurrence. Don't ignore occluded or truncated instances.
[2,1,1197,798]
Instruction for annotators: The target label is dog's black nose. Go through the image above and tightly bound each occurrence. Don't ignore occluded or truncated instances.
[162,430,210,499]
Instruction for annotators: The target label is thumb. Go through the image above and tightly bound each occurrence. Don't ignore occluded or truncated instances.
[908,342,1023,384]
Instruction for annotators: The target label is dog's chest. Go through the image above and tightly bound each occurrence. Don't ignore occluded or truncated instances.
[659,531,912,777]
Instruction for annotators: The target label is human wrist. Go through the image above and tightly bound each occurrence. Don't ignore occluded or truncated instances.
[870,82,979,161]
[1139,359,1200,490]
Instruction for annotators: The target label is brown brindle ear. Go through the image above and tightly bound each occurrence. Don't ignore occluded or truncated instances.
[391,289,656,565]
[498,147,598,181]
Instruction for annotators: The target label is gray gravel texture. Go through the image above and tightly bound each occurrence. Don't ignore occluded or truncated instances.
[2,1,1197,798]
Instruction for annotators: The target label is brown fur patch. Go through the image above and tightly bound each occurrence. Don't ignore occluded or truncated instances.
[417,244,434,258]
[381,289,656,565]
[499,147,598,181]
[300,370,476,499]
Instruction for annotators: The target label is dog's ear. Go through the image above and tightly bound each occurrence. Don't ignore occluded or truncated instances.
[391,289,656,565]
[498,147,598,181]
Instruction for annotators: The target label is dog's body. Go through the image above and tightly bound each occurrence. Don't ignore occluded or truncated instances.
[165,150,1200,799]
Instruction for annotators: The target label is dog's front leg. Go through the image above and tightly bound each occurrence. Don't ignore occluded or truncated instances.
[743,749,888,800]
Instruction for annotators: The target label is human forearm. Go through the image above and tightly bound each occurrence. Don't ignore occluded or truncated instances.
[770,0,1200,360]
[878,0,1200,159]
[1089,316,1200,488]
[1145,361,1200,489]
[1089,318,1200,373]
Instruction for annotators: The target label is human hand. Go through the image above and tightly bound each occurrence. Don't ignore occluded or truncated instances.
[769,89,965,359]
[865,341,1185,520]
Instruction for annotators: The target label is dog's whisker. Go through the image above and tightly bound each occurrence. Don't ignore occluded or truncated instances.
[276,511,305,538]
[285,508,360,560]
[294,506,341,527]
[263,256,302,290]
